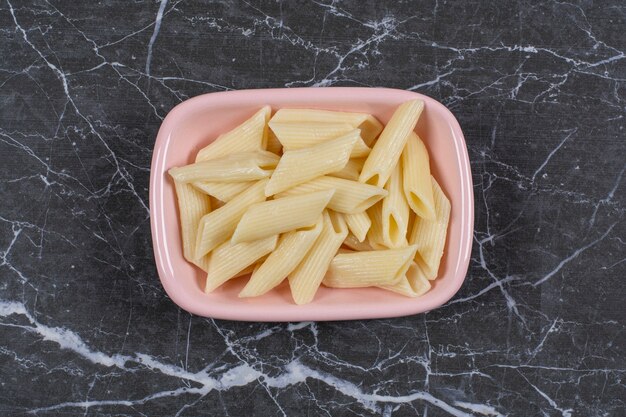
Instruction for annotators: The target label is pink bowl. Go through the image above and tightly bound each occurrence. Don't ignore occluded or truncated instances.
[150,87,473,321]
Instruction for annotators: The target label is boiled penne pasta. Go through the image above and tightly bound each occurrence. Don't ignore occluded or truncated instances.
[343,211,371,242]
[194,180,267,259]
[381,163,410,248]
[172,180,212,267]
[342,233,374,251]
[265,130,283,155]
[366,202,387,250]
[169,151,279,183]
[329,158,365,181]
[402,132,436,220]
[378,262,431,297]
[205,235,278,293]
[264,132,358,196]
[323,245,418,288]
[359,99,424,187]
[289,211,348,304]
[408,177,451,280]
[231,190,334,244]
[239,217,324,297]
[270,108,383,145]
[275,176,386,214]
[196,106,271,161]
[192,181,253,202]
[269,124,370,158]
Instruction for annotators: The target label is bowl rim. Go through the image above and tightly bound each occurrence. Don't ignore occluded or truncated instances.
[150,87,473,321]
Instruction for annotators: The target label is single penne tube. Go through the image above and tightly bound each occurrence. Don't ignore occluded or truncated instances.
[378,261,431,297]
[269,108,383,145]
[289,211,349,305]
[265,130,283,155]
[231,189,334,244]
[169,151,279,183]
[196,106,271,161]
[322,245,418,288]
[192,181,253,202]
[343,210,371,242]
[366,202,387,250]
[205,235,278,293]
[381,163,410,248]
[342,232,374,251]
[359,99,424,187]
[239,216,324,297]
[264,132,358,196]
[172,180,212,267]
[408,177,451,280]
[269,124,370,158]
[402,132,436,220]
[194,180,268,259]
[275,176,386,214]
[329,158,365,181]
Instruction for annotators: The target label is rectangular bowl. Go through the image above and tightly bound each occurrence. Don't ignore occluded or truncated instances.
[150,87,473,321]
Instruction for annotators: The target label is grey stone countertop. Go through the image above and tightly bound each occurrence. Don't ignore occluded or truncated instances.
[0,1,624,416]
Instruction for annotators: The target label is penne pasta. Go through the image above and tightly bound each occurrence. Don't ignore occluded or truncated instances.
[265,130,283,155]
[378,262,431,297]
[408,177,451,280]
[289,211,349,305]
[359,99,424,187]
[269,124,370,158]
[239,217,324,297]
[366,202,387,250]
[172,180,212,268]
[269,108,383,145]
[381,163,410,248]
[192,181,253,202]
[196,106,271,161]
[264,132,358,196]
[194,180,268,259]
[169,151,279,183]
[275,176,387,214]
[402,133,436,220]
[205,235,278,293]
[329,158,365,181]
[323,245,418,288]
[231,190,334,244]
[343,211,371,242]
[342,232,374,251]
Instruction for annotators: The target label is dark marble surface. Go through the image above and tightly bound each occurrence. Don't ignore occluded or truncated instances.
[0,0,624,416]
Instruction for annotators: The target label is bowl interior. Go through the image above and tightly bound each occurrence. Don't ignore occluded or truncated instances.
[150,88,473,321]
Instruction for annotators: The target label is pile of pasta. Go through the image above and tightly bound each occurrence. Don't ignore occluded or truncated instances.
[169,99,451,305]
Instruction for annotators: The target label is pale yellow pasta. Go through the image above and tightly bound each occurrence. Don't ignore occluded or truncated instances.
[265,130,283,155]
[205,235,278,293]
[269,124,370,158]
[270,108,383,144]
[402,132,436,220]
[264,132,358,196]
[231,190,334,244]
[378,262,431,297]
[329,158,365,181]
[343,211,371,242]
[239,217,324,297]
[196,106,271,161]
[172,180,212,267]
[192,181,253,202]
[194,180,267,259]
[366,202,387,250]
[289,211,348,305]
[381,163,410,248]
[408,177,451,280]
[275,176,386,214]
[342,233,374,251]
[359,99,424,187]
[322,245,418,288]
[169,151,279,183]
